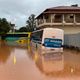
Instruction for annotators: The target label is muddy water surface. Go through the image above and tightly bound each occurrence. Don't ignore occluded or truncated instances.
[0,41,80,80]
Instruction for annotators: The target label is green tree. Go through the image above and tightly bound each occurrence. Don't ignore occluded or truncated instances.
[0,18,11,34]
[26,14,36,32]
[18,27,28,32]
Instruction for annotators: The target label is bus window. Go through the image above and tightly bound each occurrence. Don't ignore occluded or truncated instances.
[31,30,43,42]
[6,34,28,37]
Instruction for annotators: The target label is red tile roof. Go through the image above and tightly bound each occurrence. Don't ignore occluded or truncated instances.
[36,6,80,19]
[48,6,80,10]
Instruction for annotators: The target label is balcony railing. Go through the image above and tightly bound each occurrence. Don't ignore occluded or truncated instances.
[37,14,80,27]
[37,20,80,27]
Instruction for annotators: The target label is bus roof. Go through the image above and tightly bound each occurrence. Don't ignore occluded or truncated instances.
[7,32,31,34]
[32,28,63,33]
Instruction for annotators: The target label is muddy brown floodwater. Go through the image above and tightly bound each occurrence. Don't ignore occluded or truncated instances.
[0,41,80,80]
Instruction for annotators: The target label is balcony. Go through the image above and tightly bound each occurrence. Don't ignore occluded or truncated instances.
[37,19,76,27]
[37,14,80,27]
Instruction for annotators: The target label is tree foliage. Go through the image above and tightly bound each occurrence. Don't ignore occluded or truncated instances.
[26,14,36,32]
[18,14,36,32]
[0,18,11,34]
[18,27,28,32]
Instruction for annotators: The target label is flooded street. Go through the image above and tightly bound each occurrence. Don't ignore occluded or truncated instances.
[0,41,80,80]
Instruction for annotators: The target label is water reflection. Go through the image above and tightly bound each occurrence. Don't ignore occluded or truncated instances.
[6,40,27,48]
[27,45,80,77]
[27,44,35,59]
[27,45,64,74]
[35,53,64,74]
[0,41,12,63]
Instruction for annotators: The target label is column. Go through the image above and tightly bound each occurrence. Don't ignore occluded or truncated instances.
[43,15,46,23]
[35,19,38,26]
[62,14,65,23]
[51,14,53,23]
[74,14,76,23]
[51,14,55,23]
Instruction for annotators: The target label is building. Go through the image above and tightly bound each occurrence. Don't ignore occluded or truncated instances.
[36,5,80,34]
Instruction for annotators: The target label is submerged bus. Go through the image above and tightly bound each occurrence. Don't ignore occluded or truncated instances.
[30,28,64,54]
[5,32,31,45]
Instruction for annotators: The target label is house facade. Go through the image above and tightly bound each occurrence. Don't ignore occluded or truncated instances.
[36,5,80,34]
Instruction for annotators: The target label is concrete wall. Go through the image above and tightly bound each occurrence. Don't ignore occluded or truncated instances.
[64,33,80,49]
[39,25,80,34]
[76,14,80,23]
[56,26,80,34]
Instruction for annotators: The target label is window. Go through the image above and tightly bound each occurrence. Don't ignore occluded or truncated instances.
[65,14,74,23]
[55,15,62,19]
[6,34,28,37]
[70,15,74,19]
[68,14,74,19]
[54,14,62,22]
[45,15,49,19]
[31,30,43,42]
